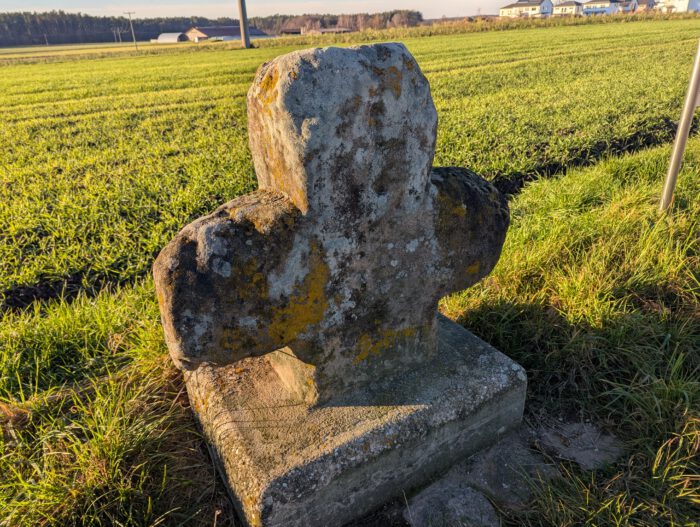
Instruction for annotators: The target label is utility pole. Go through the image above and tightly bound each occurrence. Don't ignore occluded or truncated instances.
[124,11,138,51]
[660,39,700,211]
[237,0,251,49]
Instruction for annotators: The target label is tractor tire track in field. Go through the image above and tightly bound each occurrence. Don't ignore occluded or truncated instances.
[1,118,685,313]
[1,269,136,312]
[3,20,699,313]
[492,117,682,195]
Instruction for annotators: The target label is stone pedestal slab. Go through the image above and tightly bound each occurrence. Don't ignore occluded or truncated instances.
[185,315,526,527]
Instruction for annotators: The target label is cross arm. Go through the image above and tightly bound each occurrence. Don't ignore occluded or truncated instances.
[153,189,307,370]
[430,167,510,293]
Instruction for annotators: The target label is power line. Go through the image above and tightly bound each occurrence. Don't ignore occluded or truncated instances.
[124,11,138,51]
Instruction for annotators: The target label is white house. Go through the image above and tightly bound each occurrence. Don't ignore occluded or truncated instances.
[499,0,554,17]
[583,0,621,14]
[553,1,585,15]
[636,0,656,11]
[618,0,639,11]
[655,0,700,11]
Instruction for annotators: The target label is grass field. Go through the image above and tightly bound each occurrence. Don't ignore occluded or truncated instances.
[1,18,698,526]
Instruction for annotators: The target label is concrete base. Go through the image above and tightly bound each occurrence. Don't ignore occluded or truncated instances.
[184,315,526,527]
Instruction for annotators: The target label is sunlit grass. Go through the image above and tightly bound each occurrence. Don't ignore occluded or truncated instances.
[2,20,700,301]
[1,18,699,526]
[443,140,700,526]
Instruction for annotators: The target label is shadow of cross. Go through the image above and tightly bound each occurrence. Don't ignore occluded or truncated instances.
[153,43,509,404]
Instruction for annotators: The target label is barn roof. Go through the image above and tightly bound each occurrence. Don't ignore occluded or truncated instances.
[157,33,186,43]
[501,0,548,7]
[187,25,267,37]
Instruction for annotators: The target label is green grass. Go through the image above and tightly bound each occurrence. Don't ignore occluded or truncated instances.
[443,138,700,525]
[2,20,700,302]
[1,18,699,526]
[0,284,233,525]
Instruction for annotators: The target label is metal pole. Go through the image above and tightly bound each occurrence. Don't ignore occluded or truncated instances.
[237,0,251,49]
[124,11,138,51]
[660,39,700,211]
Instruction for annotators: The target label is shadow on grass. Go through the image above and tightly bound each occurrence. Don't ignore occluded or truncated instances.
[492,117,684,196]
[454,296,699,440]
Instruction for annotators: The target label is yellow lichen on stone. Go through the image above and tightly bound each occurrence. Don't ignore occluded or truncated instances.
[219,326,258,356]
[258,65,279,110]
[262,141,309,214]
[466,261,480,275]
[283,176,308,215]
[371,65,402,98]
[436,192,467,234]
[267,241,329,344]
[237,259,267,301]
[243,495,262,527]
[354,326,417,364]
[384,66,402,98]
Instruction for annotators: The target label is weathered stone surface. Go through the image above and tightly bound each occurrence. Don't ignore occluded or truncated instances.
[186,316,525,527]
[537,422,623,470]
[404,481,500,527]
[153,43,509,403]
[461,427,558,510]
[398,427,557,525]
[154,42,520,527]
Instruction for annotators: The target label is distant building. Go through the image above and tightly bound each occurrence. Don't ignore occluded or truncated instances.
[184,26,268,43]
[302,27,354,35]
[583,0,621,14]
[655,0,700,11]
[618,0,639,11]
[636,0,656,10]
[553,1,584,15]
[155,33,187,44]
[499,0,554,17]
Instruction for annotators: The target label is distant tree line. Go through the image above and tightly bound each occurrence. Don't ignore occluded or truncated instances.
[0,11,239,46]
[0,10,423,47]
[250,11,423,34]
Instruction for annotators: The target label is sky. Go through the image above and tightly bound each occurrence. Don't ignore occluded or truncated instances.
[0,0,504,20]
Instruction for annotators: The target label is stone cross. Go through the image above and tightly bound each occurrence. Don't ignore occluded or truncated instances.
[153,43,509,403]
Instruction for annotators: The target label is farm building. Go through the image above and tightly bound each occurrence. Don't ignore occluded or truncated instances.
[618,0,639,11]
[655,0,700,11]
[583,0,621,15]
[499,0,554,17]
[302,27,354,35]
[553,1,584,15]
[155,33,187,44]
[184,26,268,43]
[636,0,656,10]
